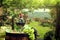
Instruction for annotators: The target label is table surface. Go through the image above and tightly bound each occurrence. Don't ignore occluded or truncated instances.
[5,32,29,40]
[6,32,29,37]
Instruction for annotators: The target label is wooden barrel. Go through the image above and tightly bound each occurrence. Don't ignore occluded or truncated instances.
[5,32,30,40]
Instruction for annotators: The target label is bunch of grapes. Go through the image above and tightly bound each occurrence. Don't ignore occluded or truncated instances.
[23,25,35,40]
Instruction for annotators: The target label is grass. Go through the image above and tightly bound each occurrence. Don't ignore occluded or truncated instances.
[28,21,51,39]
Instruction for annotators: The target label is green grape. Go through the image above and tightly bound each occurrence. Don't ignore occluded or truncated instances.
[29,33,35,40]
[23,25,35,40]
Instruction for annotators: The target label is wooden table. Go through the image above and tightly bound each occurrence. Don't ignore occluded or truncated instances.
[5,32,30,40]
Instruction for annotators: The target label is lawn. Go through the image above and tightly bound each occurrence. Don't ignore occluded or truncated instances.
[28,21,51,39]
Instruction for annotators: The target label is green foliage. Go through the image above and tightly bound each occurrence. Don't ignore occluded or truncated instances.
[2,0,60,9]
[2,0,32,9]
[0,26,12,37]
[2,0,60,17]
[43,0,56,6]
